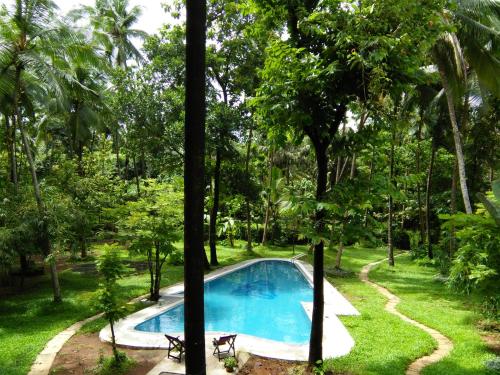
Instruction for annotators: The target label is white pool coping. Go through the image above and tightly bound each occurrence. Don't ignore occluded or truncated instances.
[99,258,359,362]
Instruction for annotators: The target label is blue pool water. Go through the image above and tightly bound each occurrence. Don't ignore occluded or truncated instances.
[135,260,313,344]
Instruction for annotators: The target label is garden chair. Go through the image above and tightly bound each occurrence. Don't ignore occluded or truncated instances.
[165,334,185,362]
[212,334,237,361]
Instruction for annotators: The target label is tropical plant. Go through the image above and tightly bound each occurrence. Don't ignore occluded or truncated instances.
[118,180,182,301]
[442,180,500,303]
[70,0,148,68]
[96,243,127,364]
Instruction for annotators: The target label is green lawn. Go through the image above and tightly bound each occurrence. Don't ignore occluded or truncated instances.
[0,242,495,375]
[370,254,496,375]
[0,241,300,375]
[316,247,495,375]
[313,247,437,375]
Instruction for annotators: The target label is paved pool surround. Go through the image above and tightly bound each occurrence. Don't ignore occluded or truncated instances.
[99,258,360,361]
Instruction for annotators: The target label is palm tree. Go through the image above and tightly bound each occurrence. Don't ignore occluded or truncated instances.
[184,0,207,373]
[432,0,500,214]
[0,0,99,302]
[71,0,147,69]
[0,0,64,302]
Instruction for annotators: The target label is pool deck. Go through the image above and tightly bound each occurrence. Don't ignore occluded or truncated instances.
[99,258,360,373]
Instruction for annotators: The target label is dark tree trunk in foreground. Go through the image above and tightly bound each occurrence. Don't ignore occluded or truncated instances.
[426,142,437,259]
[209,147,221,266]
[387,129,395,267]
[184,1,207,373]
[308,141,327,365]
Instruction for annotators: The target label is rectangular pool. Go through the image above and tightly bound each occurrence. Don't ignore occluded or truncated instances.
[135,260,313,344]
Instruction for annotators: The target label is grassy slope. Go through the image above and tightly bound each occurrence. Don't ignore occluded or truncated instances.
[0,241,300,375]
[370,254,496,375]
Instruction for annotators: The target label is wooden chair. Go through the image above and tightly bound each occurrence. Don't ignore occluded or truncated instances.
[212,334,237,361]
[165,334,185,362]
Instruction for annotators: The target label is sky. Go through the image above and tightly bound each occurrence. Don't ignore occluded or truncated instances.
[0,0,169,35]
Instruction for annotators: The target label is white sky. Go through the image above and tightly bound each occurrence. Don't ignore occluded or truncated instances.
[0,0,170,35]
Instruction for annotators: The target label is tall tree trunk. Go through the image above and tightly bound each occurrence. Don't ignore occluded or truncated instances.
[309,141,327,365]
[261,147,273,245]
[439,69,472,214]
[349,111,367,179]
[426,142,436,259]
[387,129,395,267]
[114,129,120,176]
[15,67,61,302]
[184,1,207,372]
[245,123,253,251]
[19,121,62,301]
[416,118,425,244]
[335,218,346,269]
[153,244,161,301]
[5,115,18,192]
[364,148,375,228]
[133,155,140,197]
[209,147,221,266]
[147,249,154,299]
[449,158,458,257]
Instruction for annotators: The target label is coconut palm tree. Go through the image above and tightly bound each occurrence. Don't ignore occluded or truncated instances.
[0,0,100,302]
[432,0,500,214]
[71,0,147,69]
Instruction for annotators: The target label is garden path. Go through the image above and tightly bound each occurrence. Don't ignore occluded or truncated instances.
[360,258,453,375]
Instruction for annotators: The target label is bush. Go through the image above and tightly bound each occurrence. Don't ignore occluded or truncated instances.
[441,186,500,305]
[95,351,134,375]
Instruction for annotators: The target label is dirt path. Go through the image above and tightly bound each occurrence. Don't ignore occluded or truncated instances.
[360,258,453,375]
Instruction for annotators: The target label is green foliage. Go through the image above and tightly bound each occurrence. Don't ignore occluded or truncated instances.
[223,356,238,369]
[118,180,183,300]
[94,350,134,375]
[441,183,500,302]
[119,180,182,256]
[96,244,127,321]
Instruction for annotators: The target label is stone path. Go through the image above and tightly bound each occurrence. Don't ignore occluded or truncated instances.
[360,258,453,375]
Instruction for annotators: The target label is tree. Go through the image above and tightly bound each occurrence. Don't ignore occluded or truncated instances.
[432,0,500,214]
[96,244,127,364]
[254,0,443,363]
[119,181,182,301]
[71,0,147,69]
[0,0,83,302]
[184,0,207,373]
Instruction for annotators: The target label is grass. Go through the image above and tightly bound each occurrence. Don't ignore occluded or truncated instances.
[1,241,495,375]
[0,240,300,375]
[315,247,495,375]
[370,254,497,375]
[311,247,437,375]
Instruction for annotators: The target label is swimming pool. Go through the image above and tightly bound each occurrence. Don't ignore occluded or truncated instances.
[135,260,313,344]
